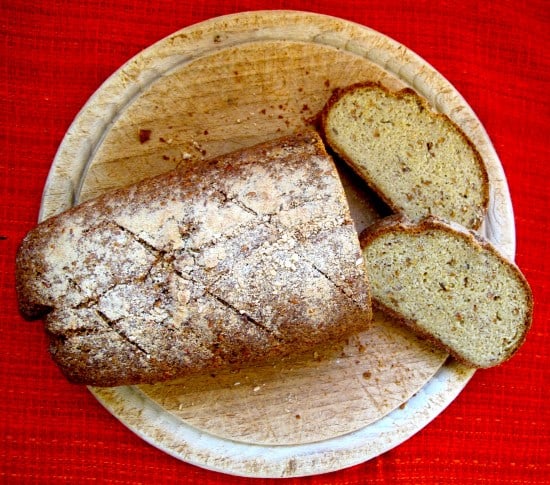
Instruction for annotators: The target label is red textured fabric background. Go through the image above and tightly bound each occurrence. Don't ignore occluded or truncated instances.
[1,1,548,483]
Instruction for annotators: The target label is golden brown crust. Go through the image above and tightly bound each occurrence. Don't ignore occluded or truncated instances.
[360,215,533,367]
[16,132,372,386]
[320,82,490,230]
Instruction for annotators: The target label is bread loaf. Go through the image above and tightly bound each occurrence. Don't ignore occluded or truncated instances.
[360,215,533,367]
[16,132,372,386]
[320,82,489,229]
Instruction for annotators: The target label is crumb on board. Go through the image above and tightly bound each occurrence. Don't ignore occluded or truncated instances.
[138,129,151,143]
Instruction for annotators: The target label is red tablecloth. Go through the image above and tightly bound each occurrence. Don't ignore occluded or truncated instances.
[2,1,548,483]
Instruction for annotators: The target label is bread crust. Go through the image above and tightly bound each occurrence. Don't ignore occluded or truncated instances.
[16,132,372,386]
[360,214,533,367]
[320,81,490,230]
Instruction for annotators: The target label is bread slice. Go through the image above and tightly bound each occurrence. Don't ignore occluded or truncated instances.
[360,215,532,368]
[16,132,372,386]
[320,82,489,230]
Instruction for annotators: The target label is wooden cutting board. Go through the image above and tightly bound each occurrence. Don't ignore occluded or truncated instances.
[40,10,514,476]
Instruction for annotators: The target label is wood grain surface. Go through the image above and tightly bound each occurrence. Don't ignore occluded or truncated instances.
[139,311,446,445]
[39,10,514,477]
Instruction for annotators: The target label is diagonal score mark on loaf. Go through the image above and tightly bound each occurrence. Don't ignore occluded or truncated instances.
[95,308,151,356]
[202,289,286,344]
[212,181,365,305]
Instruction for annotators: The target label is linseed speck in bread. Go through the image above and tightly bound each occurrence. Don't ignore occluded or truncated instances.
[16,132,372,386]
[360,215,533,368]
[320,82,489,230]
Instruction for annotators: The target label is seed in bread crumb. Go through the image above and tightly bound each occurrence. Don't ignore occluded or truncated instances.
[362,371,371,379]
[138,129,151,143]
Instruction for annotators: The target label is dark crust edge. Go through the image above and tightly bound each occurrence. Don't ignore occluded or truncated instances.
[319,81,490,231]
[359,214,534,368]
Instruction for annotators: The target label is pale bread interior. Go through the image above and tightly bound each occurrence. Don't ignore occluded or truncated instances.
[324,84,488,229]
[363,221,531,367]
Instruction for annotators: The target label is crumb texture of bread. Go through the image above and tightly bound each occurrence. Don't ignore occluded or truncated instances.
[16,132,372,386]
[321,82,489,229]
[360,215,532,368]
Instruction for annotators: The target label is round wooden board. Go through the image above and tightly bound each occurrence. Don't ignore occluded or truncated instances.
[40,10,515,477]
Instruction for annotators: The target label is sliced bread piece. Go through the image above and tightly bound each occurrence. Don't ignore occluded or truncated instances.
[360,215,533,368]
[16,132,372,386]
[321,82,489,230]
